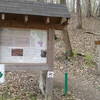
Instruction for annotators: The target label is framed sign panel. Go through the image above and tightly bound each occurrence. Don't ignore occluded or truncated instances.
[0,28,47,64]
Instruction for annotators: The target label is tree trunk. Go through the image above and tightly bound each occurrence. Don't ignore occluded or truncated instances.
[86,0,92,17]
[96,2,100,17]
[39,71,47,96]
[76,0,82,29]
[63,26,73,57]
[39,70,54,100]
[72,0,76,13]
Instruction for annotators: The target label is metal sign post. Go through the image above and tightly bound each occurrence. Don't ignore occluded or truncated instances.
[64,72,68,95]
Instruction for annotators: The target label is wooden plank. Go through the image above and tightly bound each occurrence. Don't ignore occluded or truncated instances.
[5,64,49,71]
[0,20,64,30]
[45,28,55,100]
[47,28,55,68]
[46,17,50,24]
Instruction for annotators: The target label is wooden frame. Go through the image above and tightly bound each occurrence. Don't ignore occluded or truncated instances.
[0,13,65,30]
[0,26,54,71]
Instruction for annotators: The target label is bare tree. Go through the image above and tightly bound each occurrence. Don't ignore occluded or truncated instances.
[86,0,92,17]
[76,0,82,29]
[96,2,100,17]
[72,0,76,13]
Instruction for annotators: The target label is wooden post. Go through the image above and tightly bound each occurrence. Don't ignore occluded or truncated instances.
[45,28,55,100]
[39,28,54,100]
[47,29,55,67]
[1,14,5,20]
[39,70,54,100]
[63,26,72,57]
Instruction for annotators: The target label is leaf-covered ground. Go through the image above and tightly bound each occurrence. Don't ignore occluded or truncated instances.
[54,15,100,100]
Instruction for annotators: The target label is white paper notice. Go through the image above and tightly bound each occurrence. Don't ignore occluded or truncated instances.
[0,64,5,84]
[47,71,54,78]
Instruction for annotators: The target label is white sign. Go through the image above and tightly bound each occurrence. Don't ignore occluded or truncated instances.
[0,64,5,84]
[47,71,54,78]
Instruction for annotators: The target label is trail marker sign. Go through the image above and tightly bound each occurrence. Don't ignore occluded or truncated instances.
[0,64,5,84]
[47,71,54,78]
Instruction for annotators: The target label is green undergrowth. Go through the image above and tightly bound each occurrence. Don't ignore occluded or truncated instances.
[84,53,95,66]
[70,50,95,67]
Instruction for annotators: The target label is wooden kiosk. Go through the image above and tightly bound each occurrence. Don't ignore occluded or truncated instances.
[0,0,70,99]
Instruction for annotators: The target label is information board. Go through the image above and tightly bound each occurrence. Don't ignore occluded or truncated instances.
[0,28,47,63]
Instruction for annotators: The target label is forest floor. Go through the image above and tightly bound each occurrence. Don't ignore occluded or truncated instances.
[54,15,100,100]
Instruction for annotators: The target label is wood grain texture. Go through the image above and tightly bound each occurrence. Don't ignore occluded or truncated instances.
[47,28,55,68]
[0,20,65,30]
[45,28,55,100]
[5,64,49,71]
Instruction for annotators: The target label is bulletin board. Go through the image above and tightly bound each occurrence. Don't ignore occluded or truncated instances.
[0,28,47,64]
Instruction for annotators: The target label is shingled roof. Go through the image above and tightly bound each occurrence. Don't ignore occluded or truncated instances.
[0,0,70,18]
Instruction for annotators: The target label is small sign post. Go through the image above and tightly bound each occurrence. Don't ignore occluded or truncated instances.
[0,64,5,84]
